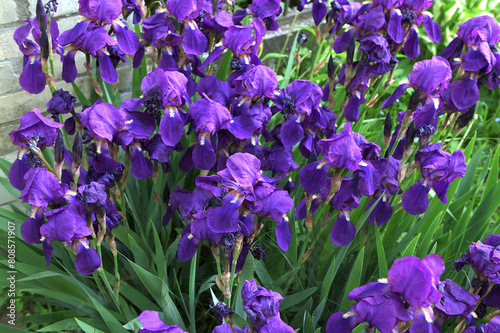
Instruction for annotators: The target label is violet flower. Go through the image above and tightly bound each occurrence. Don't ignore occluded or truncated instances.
[188,96,231,170]
[402,143,466,215]
[166,0,208,55]
[10,108,63,150]
[137,310,187,333]
[13,17,61,93]
[272,80,323,148]
[141,69,188,147]
[59,0,139,83]
[455,235,500,284]
[242,279,294,332]
[382,56,452,110]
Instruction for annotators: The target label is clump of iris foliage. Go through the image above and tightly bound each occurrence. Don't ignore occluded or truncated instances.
[1,0,500,332]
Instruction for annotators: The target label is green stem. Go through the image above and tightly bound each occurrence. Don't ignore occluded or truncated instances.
[276,11,300,71]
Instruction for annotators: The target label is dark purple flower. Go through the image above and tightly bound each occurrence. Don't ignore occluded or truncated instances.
[9,154,32,191]
[318,123,363,171]
[436,279,479,317]
[19,168,68,209]
[388,254,444,308]
[455,236,500,284]
[75,240,101,275]
[326,312,356,333]
[403,144,466,215]
[122,0,143,24]
[349,282,411,333]
[10,108,63,149]
[76,181,107,209]
[223,20,266,64]
[46,89,77,118]
[382,56,452,109]
[242,279,283,326]
[80,101,125,142]
[212,323,248,333]
[232,65,278,101]
[402,178,431,215]
[137,310,188,333]
[21,210,44,244]
[359,35,391,65]
[189,97,231,134]
[14,17,60,94]
[330,210,356,246]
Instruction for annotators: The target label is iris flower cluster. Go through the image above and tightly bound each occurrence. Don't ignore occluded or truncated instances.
[9,0,497,313]
[136,279,293,332]
[327,236,500,332]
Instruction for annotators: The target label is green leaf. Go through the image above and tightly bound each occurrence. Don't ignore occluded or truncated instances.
[465,181,500,243]
[127,259,185,329]
[75,318,107,333]
[0,324,31,333]
[0,157,13,176]
[303,311,314,333]
[401,233,421,257]
[374,224,388,278]
[280,287,317,311]
[282,31,300,87]
[260,53,289,62]
[320,256,335,301]
[71,82,91,107]
[340,247,365,311]
[483,145,500,200]
[216,51,232,81]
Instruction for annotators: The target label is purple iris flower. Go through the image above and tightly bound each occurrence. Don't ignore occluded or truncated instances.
[188,97,231,170]
[137,310,188,333]
[136,11,181,69]
[59,22,119,83]
[10,108,63,150]
[41,203,92,246]
[442,16,500,110]
[327,280,411,333]
[318,123,363,171]
[455,235,500,284]
[382,56,452,110]
[166,0,208,55]
[21,209,44,244]
[222,21,267,67]
[141,69,188,147]
[384,0,441,58]
[240,279,294,332]
[388,254,444,332]
[19,168,68,209]
[402,143,466,215]
[46,89,77,120]
[326,0,362,36]
[242,279,282,326]
[365,157,401,225]
[272,80,323,148]
[75,239,102,275]
[234,0,282,30]
[59,0,139,83]
[80,101,125,143]
[435,279,479,318]
[336,63,376,121]
[13,17,61,94]
[212,323,248,333]
[121,0,143,24]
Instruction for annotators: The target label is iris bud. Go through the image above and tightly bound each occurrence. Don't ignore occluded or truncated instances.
[36,0,47,30]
